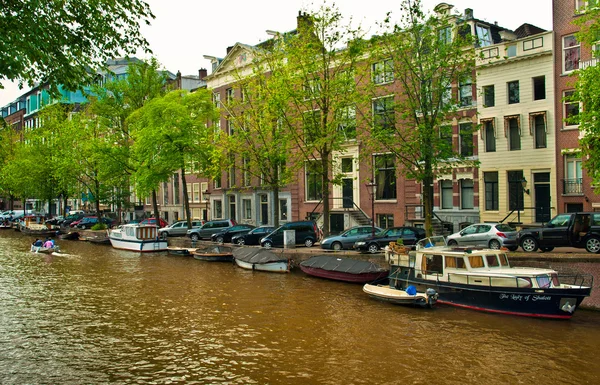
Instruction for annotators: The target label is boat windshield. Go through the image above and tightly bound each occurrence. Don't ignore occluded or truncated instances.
[536,275,552,288]
[416,236,447,250]
[499,254,509,267]
[485,254,500,267]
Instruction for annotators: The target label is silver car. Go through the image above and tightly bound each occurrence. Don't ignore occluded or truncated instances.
[446,223,518,251]
[158,220,204,238]
[320,225,383,251]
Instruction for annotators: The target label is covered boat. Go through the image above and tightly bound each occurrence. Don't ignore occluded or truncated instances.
[299,255,388,283]
[363,284,438,308]
[232,247,291,273]
[192,245,233,262]
[387,237,593,319]
[108,224,167,252]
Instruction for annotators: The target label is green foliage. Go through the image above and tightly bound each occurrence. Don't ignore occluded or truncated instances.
[0,0,154,94]
[91,223,108,230]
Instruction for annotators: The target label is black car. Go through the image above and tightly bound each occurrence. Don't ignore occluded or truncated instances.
[231,226,276,246]
[518,212,600,253]
[211,224,256,243]
[353,226,426,253]
[61,213,85,227]
[260,221,320,248]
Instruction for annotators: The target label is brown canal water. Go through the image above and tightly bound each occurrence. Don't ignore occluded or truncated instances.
[1,231,600,385]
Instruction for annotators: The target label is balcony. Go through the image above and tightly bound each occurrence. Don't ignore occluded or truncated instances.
[562,178,583,195]
[580,57,599,70]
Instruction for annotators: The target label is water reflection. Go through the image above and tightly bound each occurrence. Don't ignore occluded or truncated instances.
[1,231,599,384]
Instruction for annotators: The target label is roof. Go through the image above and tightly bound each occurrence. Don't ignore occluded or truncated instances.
[513,23,547,39]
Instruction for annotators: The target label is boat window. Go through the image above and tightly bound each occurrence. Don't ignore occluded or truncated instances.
[444,256,466,269]
[485,254,500,267]
[517,277,532,288]
[499,254,509,266]
[468,256,484,268]
[424,254,444,274]
[536,275,551,288]
[551,273,560,287]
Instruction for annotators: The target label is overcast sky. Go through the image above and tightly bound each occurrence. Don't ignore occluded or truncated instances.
[0,0,552,107]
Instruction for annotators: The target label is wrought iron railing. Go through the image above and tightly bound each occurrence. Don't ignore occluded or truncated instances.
[562,178,583,195]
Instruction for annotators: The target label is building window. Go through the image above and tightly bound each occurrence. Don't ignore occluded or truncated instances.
[476,25,492,47]
[442,82,452,107]
[303,110,321,144]
[440,125,453,152]
[193,183,200,203]
[460,179,474,209]
[459,123,473,157]
[506,45,517,57]
[200,182,208,201]
[214,199,223,219]
[377,214,394,229]
[484,172,499,211]
[279,199,288,221]
[242,198,252,220]
[243,157,251,187]
[337,105,357,140]
[459,77,473,107]
[508,170,525,211]
[508,81,520,104]
[440,180,453,209]
[374,154,397,200]
[533,76,546,100]
[228,195,236,221]
[173,174,180,205]
[226,118,235,136]
[563,35,580,73]
[483,85,495,107]
[306,160,323,201]
[163,182,169,205]
[226,88,234,101]
[212,92,221,107]
[564,90,580,127]
[565,154,583,194]
[372,59,394,84]
[532,114,547,149]
[373,96,395,132]
[439,26,452,44]
[214,177,222,189]
[483,119,496,152]
[303,78,321,100]
[187,183,192,202]
[506,116,521,151]
[341,158,353,173]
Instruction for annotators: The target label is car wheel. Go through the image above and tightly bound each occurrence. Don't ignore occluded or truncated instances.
[507,246,518,252]
[367,243,379,253]
[190,233,199,242]
[540,247,554,253]
[304,238,314,248]
[332,242,343,251]
[236,238,245,246]
[585,236,600,253]
[447,240,458,246]
[216,236,224,244]
[520,236,539,252]
[489,239,501,249]
[263,241,273,249]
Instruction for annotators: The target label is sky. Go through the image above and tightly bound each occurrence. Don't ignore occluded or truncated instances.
[0,0,552,107]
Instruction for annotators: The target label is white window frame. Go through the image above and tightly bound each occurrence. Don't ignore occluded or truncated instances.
[562,35,580,73]
[563,90,581,129]
[193,183,200,203]
[242,198,252,220]
[476,24,492,47]
[371,59,394,85]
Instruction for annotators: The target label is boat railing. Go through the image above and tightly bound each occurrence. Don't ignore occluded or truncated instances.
[559,273,594,289]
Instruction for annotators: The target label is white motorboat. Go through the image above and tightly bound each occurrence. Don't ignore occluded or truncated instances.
[108,224,168,252]
[363,284,438,308]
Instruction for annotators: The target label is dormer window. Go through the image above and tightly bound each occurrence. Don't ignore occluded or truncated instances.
[476,25,492,47]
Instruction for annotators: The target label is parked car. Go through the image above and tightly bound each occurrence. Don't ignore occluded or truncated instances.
[187,219,237,241]
[211,224,256,243]
[231,226,276,246]
[260,221,320,248]
[518,212,600,253]
[446,223,518,251]
[320,225,384,251]
[158,220,205,238]
[70,216,93,228]
[140,217,168,228]
[0,210,15,219]
[61,213,86,227]
[74,216,114,229]
[353,226,426,253]
[45,215,64,225]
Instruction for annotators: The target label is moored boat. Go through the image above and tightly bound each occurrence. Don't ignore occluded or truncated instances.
[363,284,438,308]
[167,246,196,256]
[232,247,291,273]
[108,224,167,252]
[59,231,79,240]
[387,237,593,319]
[192,245,233,262]
[299,255,389,283]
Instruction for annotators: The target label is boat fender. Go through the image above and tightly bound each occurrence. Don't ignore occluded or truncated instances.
[406,285,417,295]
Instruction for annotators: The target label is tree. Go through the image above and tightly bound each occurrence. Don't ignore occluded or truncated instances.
[573,7,600,188]
[0,0,154,94]
[127,89,219,227]
[365,0,476,236]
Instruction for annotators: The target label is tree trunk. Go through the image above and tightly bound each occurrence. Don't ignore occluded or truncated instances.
[273,166,280,228]
[423,174,434,237]
[62,195,68,217]
[180,167,191,228]
[152,189,160,226]
[94,179,101,219]
[321,153,330,238]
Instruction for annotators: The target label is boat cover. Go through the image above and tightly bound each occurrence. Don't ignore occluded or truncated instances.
[300,255,387,275]
[196,245,233,254]
[232,247,287,264]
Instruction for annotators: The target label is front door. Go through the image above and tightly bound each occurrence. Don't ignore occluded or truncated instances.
[534,173,551,223]
[330,213,344,234]
[342,178,353,208]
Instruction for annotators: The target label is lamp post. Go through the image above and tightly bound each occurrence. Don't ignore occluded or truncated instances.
[202,190,211,221]
[366,180,377,236]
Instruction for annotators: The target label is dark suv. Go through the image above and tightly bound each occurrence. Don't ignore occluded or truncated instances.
[518,212,600,253]
[187,219,237,241]
[353,226,426,253]
[260,220,319,248]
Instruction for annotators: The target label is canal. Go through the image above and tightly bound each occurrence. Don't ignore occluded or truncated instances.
[1,231,599,384]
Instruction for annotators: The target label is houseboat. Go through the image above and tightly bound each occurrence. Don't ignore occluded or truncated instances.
[386,237,592,319]
[108,224,167,252]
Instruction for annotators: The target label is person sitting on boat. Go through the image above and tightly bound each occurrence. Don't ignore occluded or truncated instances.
[32,239,43,247]
[43,238,54,248]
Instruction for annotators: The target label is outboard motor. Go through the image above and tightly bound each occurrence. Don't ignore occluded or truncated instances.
[425,288,439,308]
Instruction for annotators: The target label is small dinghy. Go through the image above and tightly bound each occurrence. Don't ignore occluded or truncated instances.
[232,247,291,273]
[363,284,438,308]
[300,255,389,283]
[59,231,79,240]
[30,245,60,254]
[192,245,233,262]
[167,246,196,256]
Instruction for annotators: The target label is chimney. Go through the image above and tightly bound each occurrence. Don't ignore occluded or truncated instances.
[465,8,473,20]
[199,68,207,80]
[297,10,312,32]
